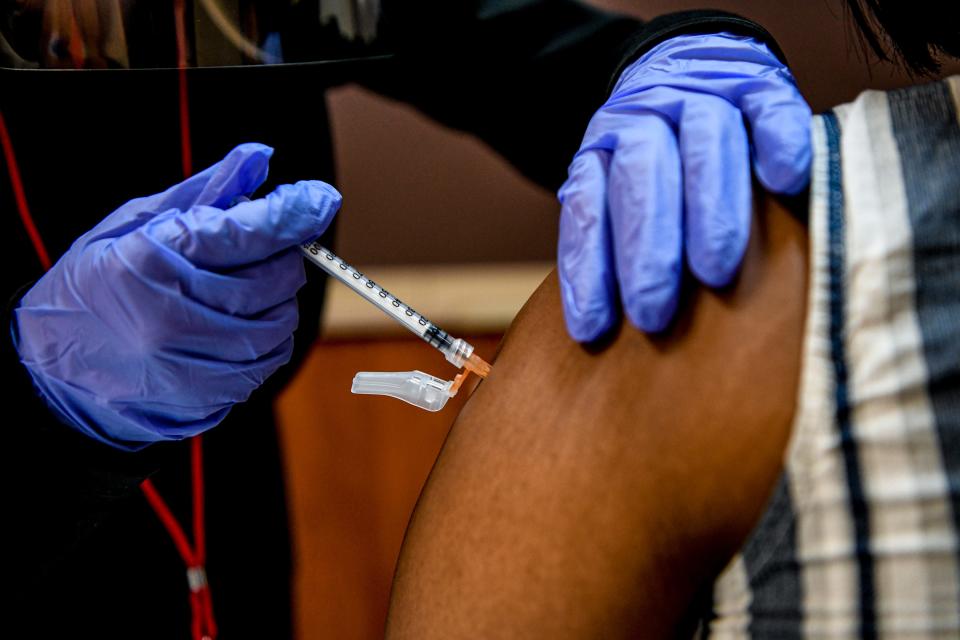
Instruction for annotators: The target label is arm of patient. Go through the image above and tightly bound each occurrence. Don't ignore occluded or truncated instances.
[386,194,809,639]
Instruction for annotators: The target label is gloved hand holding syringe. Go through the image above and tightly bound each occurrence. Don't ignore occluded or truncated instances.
[301,240,492,412]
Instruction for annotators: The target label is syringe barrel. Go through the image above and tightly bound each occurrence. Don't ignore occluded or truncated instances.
[422,325,473,366]
[301,241,431,340]
[301,241,476,369]
[422,324,454,352]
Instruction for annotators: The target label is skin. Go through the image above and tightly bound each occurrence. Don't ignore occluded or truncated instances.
[386,191,809,639]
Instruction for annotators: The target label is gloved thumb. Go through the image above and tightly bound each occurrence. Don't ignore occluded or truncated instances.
[183,142,274,209]
[136,142,273,212]
[88,143,275,242]
[148,179,342,269]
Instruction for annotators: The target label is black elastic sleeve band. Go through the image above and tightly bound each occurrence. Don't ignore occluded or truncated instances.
[607,10,789,95]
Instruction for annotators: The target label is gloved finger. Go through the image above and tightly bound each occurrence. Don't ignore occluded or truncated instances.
[185,142,274,209]
[123,329,293,411]
[737,76,812,195]
[557,149,617,342]
[164,298,299,363]
[97,143,274,236]
[149,179,342,269]
[143,336,295,440]
[132,226,308,317]
[94,247,302,363]
[608,113,683,333]
[183,250,307,317]
[678,94,751,288]
[118,332,295,441]
[131,405,232,442]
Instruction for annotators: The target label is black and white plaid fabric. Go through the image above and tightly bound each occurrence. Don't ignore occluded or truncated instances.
[704,76,960,638]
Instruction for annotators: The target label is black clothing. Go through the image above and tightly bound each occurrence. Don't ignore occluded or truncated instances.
[1,4,780,637]
[4,66,332,638]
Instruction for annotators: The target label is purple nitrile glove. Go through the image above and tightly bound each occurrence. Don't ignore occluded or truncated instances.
[13,143,342,450]
[558,32,811,340]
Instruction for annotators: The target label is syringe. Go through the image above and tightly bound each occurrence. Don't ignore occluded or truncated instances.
[300,240,492,383]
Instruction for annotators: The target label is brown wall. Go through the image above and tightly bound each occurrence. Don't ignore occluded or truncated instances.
[328,0,960,268]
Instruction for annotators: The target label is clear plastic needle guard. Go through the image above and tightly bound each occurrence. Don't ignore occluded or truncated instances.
[351,370,454,412]
[301,240,492,411]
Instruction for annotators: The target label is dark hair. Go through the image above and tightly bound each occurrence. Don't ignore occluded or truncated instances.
[845,0,960,74]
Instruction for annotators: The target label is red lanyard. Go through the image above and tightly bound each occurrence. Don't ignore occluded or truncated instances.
[0,112,50,271]
[139,1,217,637]
[0,2,216,638]
[141,439,216,640]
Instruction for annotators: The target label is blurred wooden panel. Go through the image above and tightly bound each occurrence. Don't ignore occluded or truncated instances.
[275,335,501,640]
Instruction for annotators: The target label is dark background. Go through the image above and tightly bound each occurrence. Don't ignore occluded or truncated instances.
[329,0,960,266]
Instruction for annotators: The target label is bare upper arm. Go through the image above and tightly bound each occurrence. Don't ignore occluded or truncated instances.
[386,194,809,639]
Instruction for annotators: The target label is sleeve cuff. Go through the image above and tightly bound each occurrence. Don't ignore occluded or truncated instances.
[608,10,789,95]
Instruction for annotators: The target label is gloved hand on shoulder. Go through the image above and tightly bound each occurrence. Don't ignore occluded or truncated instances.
[558,32,811,339]
[13,143,341,450]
